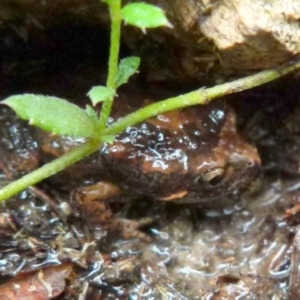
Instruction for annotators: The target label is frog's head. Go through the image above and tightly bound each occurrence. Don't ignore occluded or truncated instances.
[181,107,261,201]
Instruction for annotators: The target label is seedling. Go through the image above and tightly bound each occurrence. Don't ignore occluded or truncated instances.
[1,1,300,201]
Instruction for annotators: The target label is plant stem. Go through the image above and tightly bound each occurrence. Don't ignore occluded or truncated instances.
[98,0,122,130]
[102,56,300,136]
[0,138,101,201]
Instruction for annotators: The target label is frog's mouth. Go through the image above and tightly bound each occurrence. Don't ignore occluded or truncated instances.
[158,158,260,203]
[158,189,229,204]
[159,190,188,201]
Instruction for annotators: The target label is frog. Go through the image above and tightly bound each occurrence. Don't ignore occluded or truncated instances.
[0,99,260,239]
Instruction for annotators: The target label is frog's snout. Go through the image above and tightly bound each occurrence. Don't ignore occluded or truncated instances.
[228,146,261,186]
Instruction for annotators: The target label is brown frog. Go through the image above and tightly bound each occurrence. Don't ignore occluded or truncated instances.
[0,99,260,238]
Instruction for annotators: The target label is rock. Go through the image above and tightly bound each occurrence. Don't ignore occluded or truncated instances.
[199,0,300,69]
[123,0,300,81]
[1,0,300,80]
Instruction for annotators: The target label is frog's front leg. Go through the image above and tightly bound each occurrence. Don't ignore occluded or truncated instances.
[71,182,151,241]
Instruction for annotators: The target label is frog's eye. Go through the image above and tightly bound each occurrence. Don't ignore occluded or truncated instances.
[195,167,225,186]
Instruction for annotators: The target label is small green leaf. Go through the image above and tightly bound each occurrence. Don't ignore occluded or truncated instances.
[122,3,172,32]
[101,135,115,144]
[85,105,99,125]
[85,105,105,134]
[2,94,96,138]
[116,56,140,87]
[87,86,116,106]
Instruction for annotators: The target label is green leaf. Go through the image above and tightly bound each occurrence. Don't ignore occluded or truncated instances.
[122,3,172,32]
[2,94,96,138]
[101,135,115,144]
[116,56,140,88]
[85,105,99,125]
[87,86,116,106]
[85,105,105,133]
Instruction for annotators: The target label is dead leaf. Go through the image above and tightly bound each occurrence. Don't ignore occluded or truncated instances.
[0,263,73,300]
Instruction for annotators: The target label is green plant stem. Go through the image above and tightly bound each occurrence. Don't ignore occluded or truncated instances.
[0,138,101,201]
[98,0,122,130]
[1,56,300,202]
[102,56,300,136]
